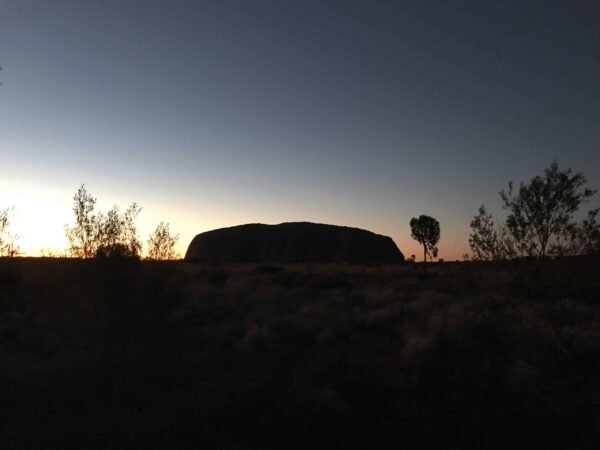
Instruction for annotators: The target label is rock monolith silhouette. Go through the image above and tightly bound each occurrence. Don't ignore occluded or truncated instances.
[185,222,404,264]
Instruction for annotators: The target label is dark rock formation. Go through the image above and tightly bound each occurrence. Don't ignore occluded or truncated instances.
[185,222,404,264]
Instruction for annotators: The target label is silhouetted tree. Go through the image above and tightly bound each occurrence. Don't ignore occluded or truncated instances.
[0,207,21,257]
[468,205,516,260]
[469,205,499,261]
[410,215,440,272]
[65,185,142,258]
[559,209,600,256]
[95,204,142,258]
[147,222,180,260]
[65,184,98,258]
[500,161,597,259]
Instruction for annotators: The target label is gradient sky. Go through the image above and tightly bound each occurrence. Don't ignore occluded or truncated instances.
[1,0,599,259]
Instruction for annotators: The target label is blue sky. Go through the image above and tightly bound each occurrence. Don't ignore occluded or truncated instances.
[1,0,598,259]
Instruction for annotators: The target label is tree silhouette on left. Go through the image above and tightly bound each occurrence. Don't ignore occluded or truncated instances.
[64,184,142,258]
[0,207,21,257]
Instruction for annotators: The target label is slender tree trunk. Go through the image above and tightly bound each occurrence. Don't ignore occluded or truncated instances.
[423,244,427,275]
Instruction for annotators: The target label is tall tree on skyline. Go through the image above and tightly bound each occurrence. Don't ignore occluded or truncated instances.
[500,161,597,259]
[147,222,180,260]
[410,215,440,272]
[64,185,98,258]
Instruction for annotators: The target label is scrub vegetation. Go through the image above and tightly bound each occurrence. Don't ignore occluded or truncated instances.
[0,207,21,257]
[1,257,599,449]
[469,162,599,260]
[62,184,179,260]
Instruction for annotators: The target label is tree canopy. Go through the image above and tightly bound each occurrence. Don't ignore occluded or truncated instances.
[469,161,599,260]
[410,215,440,268]
[147,222,180,260]
[64,185,142,259]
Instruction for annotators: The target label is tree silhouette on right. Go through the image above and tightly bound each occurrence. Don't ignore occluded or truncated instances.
[469,161,599,260]
[500,161,597,259]
[410,215,440,273]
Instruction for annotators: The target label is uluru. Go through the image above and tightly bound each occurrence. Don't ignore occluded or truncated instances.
[185,222,404,264]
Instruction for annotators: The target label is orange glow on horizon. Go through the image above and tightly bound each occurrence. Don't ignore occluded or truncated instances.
[2,180,468,261]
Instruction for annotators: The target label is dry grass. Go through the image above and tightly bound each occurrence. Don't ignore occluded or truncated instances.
[0,257,599,449]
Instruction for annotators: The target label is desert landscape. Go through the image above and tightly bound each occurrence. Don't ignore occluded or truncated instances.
[1,257,599,449]
[2,1,599,449]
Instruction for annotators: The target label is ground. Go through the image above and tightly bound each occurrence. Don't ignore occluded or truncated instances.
[0,257,599,449]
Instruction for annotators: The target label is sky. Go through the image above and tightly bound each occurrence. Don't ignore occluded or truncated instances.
[0,0,599,260]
